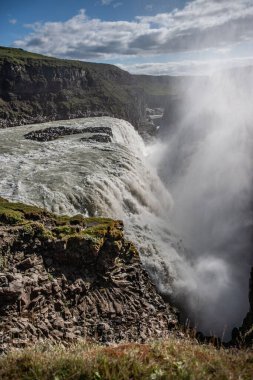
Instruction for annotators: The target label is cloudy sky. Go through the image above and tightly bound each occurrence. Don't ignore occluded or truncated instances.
[1,0,253,75]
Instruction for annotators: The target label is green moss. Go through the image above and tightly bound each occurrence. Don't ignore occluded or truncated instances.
[69,214,87,226]
[0,207,24,225]
[18,222,53,241]
[0,197,127,259]
[52,225,78,238]
[30,222,53,240]
[66,233,104,247]
[0,197,51,224]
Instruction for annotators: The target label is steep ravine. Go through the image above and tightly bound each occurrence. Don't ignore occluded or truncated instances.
[1,47,253,347]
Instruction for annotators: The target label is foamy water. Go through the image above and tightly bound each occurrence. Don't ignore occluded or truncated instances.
[1,109,252,338]
[0,117,183,295]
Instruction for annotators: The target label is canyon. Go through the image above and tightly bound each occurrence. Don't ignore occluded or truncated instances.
[0,47,252,349]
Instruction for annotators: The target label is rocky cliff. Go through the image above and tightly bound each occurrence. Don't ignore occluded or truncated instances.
[237,267,253,346]
[0,47,187,135]
[0,47,146,130]
[134,74,187,109]
[0,197,179,353]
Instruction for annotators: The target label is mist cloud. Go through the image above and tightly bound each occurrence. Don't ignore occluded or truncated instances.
[149,67,253,336]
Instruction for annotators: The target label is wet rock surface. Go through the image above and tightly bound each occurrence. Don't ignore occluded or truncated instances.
[24,126,83,142]
[80,134,112,143]
[24,125,113,142]
[0,198,179,353]
[237,267,253,346]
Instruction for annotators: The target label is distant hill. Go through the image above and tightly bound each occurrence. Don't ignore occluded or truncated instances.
[0,47,184,131]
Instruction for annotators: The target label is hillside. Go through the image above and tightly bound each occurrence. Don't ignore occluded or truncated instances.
[0,47,145,129]
[0,47,185,133]
[134,74,187,108]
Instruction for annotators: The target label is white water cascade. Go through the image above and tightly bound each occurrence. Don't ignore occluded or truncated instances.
[0,117,184,298]
[1,88,252,338]
[149,69,253,337]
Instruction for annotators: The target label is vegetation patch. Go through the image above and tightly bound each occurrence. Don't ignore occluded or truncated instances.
[0,207,24,225]
[0,339,252,380]
[0,197,125,258]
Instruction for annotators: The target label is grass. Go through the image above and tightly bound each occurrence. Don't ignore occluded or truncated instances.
[0,46,127,73]
[0,339,252,380]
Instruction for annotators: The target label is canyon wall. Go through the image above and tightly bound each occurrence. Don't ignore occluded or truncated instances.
[0,47,146,130]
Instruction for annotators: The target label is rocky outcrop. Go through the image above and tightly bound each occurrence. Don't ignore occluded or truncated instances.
[0,197,179,353]
[237,267,253,346]
[24,125,113,142]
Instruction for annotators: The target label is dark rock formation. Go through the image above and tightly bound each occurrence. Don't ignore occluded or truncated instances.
[24,126,83,142]
[24,125,113,142]
[0,197,179,353]
[237,267,253,346]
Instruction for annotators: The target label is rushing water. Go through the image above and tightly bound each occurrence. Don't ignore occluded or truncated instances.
[0,117,184,295]
[1,109,252,338]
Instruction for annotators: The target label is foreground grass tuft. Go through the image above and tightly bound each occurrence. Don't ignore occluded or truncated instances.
[0,339,253,380]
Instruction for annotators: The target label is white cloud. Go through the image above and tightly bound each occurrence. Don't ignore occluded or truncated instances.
[14,1,253,62]
[113,2,123,8]
[101,0,114,5]
[101,0,122,6]
[9,18,17,25]
[118,57,253,76]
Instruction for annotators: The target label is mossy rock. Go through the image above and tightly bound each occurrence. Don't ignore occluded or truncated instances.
[0,208,24,225]
[0,197,135,263]
[0,197,51,223]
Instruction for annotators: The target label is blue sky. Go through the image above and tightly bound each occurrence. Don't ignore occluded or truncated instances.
[1,0,253,75]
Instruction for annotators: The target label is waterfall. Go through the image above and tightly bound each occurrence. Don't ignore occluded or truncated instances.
[0,117,183,296]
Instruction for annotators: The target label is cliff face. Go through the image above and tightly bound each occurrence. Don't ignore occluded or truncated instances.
[238,267,253,345]
[0,197,179,353]
[0,47,146,130]
[134,74,187,109]
[0,47,188,134]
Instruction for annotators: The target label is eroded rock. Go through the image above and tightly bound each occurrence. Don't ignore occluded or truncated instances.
[0,198,179,353]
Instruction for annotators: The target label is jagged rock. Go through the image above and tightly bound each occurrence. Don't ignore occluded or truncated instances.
[0,198,179,353]
[16,257,34,270]
[237,267,253,346]
[53,318,65,330]
[19,291,30,307]
[24,126,114,143]
[65,332,76,341]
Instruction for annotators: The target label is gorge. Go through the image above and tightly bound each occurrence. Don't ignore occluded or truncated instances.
[0,47,253,348]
